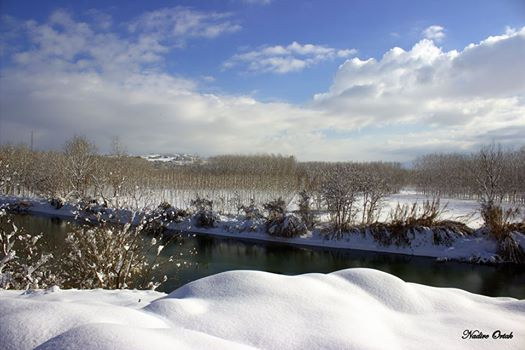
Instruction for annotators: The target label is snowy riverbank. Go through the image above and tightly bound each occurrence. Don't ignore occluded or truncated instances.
[1,194,523,264]
[1,268,524,350]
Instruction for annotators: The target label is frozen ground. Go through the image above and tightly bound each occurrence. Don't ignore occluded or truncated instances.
[0,268,523,350]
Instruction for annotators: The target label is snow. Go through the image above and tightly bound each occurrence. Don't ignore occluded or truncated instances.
[1,268,523,349]
[0,191,522,263]
[141,153,199,165]
[383,190,485,228]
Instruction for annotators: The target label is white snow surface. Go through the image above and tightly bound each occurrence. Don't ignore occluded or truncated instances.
[1,268,524,350]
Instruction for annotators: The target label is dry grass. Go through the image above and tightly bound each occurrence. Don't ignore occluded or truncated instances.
[367,200,473,247]
[480,204,523,239]
[480,204,525,263]
[497,234,525,264]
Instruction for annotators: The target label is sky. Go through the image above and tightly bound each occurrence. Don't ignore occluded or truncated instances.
[0,0,524,161]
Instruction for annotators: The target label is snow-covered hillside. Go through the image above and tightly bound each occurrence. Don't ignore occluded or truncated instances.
[1,268,523,350]
[141,153,200,166]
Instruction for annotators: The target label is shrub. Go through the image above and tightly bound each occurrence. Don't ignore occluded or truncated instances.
[1,209,193,290]
[143,202,189,235]
[297,190,316,230]
[497,233,525,264]
[263,198,306,237]
[480,204,521,240]
[368,222,411,247]
[0,211,55,289]
[238,198,262,220]
[79,197,107,215]
[389,199,444,227]
[479,204,525,263]
[263,197,286,223]
[235,198,264,232]
[49,197,65,209]
[431,221,474,246]
[368,200,471,247]
[267,214,307,238]
[191,197,217,228]
[58,220,177,290]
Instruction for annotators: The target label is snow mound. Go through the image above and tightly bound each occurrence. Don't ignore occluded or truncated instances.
[1,268,524,350]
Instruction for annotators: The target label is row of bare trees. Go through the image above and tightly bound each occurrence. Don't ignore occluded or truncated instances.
[2,136,523,216]
[0,136,406,214]
[412,144,525,203]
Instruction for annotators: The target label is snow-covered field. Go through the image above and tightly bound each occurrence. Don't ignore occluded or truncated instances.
[0,189,489,225]
[0,268,523,350]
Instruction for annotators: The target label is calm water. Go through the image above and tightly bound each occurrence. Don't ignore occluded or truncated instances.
[8,214,525,299]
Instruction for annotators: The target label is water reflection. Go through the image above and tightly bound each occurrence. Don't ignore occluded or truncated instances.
[7,214,525,298]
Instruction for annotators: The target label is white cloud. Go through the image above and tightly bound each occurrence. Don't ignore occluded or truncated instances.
[224,42,357,74]
[237,0,272,5]
[128,6,241,47]
[312,27,525,155]
[1,11,524,161]
[422,25,445,42]
[6,10,169,80]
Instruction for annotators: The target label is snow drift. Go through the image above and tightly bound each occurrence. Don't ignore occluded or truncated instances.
[0,268,524,349]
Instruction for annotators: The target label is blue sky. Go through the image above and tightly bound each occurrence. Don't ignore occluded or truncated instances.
[1,0,524,160]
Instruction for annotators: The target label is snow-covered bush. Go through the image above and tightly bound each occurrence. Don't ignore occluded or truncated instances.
[238,198,262,220]
[297,190,316,230]
[234,198,264,232]
[431,221,473,246]
[143,202,189,235]
[191,197,217,228]
[263,198,306,237]
[58,220,178,290]
[0,211,55,289]
[267,214,307,238]
[263,197,286,222]
[49,197,65,209]
[79,197,108,214]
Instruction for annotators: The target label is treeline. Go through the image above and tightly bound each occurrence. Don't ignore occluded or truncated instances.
[1,137,524,212]
[0,136,406,213]
[412,144,525,203]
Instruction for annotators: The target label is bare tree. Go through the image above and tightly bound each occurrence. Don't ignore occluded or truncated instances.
[321,164,360,237]
[63,136,98,199]
[472,143,505,207]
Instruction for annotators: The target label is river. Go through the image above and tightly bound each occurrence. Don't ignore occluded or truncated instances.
[7,214,525,298]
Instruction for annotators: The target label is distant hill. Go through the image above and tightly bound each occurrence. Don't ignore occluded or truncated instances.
[140,153,201,166]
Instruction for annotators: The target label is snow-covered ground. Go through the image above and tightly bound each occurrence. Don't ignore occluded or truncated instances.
[383,190,484,227]
[1,190,523,263]
[1,268,523,350]
[141,153,200,165]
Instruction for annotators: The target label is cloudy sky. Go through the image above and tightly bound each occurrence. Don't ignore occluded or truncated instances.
[0,0,524,161]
